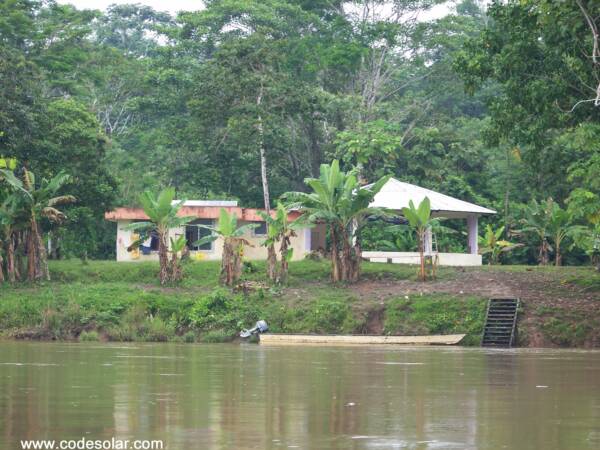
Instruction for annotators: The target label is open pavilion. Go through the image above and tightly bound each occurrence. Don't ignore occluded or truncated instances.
[363,178,496,266]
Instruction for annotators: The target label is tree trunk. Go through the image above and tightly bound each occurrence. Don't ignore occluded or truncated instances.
[267,245,277,281]
[330,225,341,283]
[279,235,290,284]
[0,250,4,283]
[418,229,426,281]
[170,253,182,283]
[555,235,562,266]
[26,229,36,282]
[349,241,362,283]
[256,84,277,282]
[15,231,24,282]
[6,235,16,283]
[35,224,50,281]
[339,233,350,282]
[158,229,169,285]
[220,238,243,286]
[539,239,549,266]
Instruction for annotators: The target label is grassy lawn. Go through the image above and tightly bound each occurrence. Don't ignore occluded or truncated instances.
[1,259,598,346]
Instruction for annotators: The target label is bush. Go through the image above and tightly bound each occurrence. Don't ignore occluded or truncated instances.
[79,330,99,342]
[305,299,355,333]
[243,260,258,273]
[201,330,234,343]
[41,303,90,339]
[181,331,196,343]
[188,289,260,335]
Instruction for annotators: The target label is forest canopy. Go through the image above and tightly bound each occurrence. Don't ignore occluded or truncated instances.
[1,0,599,265]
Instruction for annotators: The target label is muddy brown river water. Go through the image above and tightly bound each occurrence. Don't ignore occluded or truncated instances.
[1,342,599,449]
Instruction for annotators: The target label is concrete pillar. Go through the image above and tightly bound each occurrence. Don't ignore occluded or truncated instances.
[424,226,433,255]
[467,215,478,255]
[304,227,312,252]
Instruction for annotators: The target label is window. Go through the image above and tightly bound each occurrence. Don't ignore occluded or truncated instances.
[186,219,214,251]
[149,232,159,251]
[252,221,267,236]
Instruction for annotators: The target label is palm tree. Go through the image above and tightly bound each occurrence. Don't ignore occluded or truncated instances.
[258,202,306,283]
[194,208,259,286]
[1,169,76,281]
[284,160,390,283]
[126,188,193,285]
[401,197,437,281]
[478,224,521,265]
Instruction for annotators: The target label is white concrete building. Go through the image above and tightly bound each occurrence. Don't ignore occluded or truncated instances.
[105,200,326,262]
[105,179,494,266]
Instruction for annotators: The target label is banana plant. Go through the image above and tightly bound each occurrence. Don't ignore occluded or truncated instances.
[402,197,436,281]
[258,202,307,283]
[517,198,552,265]
[194,208,258,286]
[518,198,579,266]
[125,188,194,285]
[546,202,581,266]
[1,168,76,281]
[478,224,521,265]
[572,224,600,271]
[283,160,390,283]
[169,235,188,282]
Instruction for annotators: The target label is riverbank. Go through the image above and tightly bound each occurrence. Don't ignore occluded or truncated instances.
[0,260,598,347]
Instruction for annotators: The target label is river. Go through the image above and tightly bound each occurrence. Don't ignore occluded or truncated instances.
[1,342,599,449]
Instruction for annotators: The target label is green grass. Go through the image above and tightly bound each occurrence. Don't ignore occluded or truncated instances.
[476,264,600,290]
[531,305,599,347]
[383,294,487,345]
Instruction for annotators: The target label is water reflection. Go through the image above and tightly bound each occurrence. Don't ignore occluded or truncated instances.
[0,343,599,449]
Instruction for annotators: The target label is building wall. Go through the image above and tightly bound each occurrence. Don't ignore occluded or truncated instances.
[115,220,319,262]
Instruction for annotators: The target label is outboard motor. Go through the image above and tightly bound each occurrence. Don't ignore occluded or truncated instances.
[240,320,268,338]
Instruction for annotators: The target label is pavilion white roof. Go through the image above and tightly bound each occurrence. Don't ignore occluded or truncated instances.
[368,178,496,215]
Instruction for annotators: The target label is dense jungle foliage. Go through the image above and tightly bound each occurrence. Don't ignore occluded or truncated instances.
[1,0,599,267]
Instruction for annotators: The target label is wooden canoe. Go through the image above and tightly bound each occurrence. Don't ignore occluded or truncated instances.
[259,334,466,346]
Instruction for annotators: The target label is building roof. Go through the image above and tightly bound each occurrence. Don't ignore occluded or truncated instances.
[105,205,302,222]
[368,178,496,216]
[172,200,238,207]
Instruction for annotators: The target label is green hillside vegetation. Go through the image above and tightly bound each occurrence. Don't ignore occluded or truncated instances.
[1,260,598,347]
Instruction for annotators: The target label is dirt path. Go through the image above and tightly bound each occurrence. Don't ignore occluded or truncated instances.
[355,269,598,306]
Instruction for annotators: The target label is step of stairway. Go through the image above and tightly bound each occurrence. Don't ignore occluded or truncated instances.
[481,298,520,348]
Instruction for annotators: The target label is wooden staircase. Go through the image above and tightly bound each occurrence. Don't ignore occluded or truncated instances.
[481,298,520,347]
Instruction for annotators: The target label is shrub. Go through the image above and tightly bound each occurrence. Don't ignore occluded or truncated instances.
[243,260,258,273]
[182,331,196,343]
[144,317,176,342]
[201,330,234,343]
[41,303,90,339]
[79,330,99,342]
[188,289,260,335]
[305,299,355,333]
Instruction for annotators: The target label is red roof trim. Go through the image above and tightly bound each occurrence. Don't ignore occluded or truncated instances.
[105,206,302,222]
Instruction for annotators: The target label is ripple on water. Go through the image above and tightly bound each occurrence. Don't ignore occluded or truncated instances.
[0,362,58,366]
